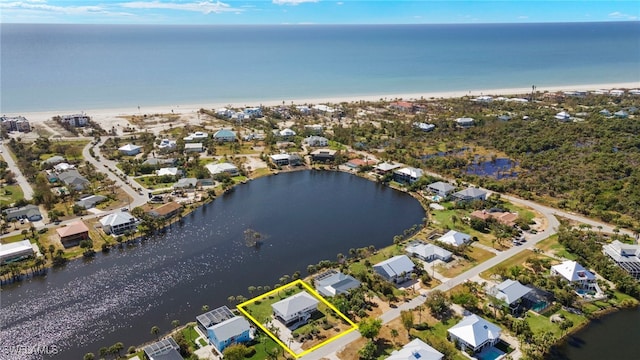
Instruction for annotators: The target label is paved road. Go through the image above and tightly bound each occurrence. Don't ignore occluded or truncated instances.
[0,141,35,200]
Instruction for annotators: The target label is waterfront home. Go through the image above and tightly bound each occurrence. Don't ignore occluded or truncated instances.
[158,139,177,152]
[99,212,138,236]
[197,306,235,334]
[0,115,31,132]
[146,201,182,220]
[312,104,335,114]
[56,221,90,248]
[487,279,532,315]
[427,181,456,198]
[173,178,198,191]
[58,169,89,191]
[60,113,89,127]
[272,291,319,327]
[452,187,487,202]
[413,122,435,131]
[0,240,35,265]
[551,260,600,293]
[393,167,424,184]
[213,129,237,142]
[629,89,640,95]
[143,337,182,360]
[184,142,204,153]
[609,89,625,96]
[473,95,493,103]
[386,338,444,360]
[373,162,402,175]
[555,111,571,121]
[296,106,311,115]
[216,107,233,118]
[447,314,501,354]
[118,143,142,156]
[41,155,65,167]
[470,210,518,227]
[270,153,303,166]
[437,230,471,247]
[310,149,337,162]
[455,117,475,128]
[314,270,361,297]
[183,131,208,142]
[206,162,239,177]
[208,316,252,352]
[3,204,42,222]
[603,240,640,280]
[405,242,452,262]
[156,167,182,177]
[373,255,415,283]
[345,158,376,170]
[303,135,329,147]
[75,194,107,209]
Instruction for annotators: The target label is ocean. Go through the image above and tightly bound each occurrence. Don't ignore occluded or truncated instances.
[1,22,639,113]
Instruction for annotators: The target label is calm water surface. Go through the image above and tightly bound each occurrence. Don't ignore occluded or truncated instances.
[0,171,424,359]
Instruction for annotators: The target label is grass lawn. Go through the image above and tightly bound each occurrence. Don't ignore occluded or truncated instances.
[436,246,495,278]
[0,185,24,206]
[348,245,404,275]
[247,336,281,360]
[535,235,577,260]
[241,286,304,324]
[182,324,201,348]
[233,175,248,183]
[479,249,555,280]
[133,176,175,190]
[0,233,30,244]
[251,168,272,178]
[525,309,587,338]
[214,143,260,155]
[328,140,347,151]
[429,205,497,248]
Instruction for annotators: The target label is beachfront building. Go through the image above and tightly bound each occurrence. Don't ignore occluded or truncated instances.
[551,260,600,294]
[3,204,42,222]
[207,316,252,352]
[603,240,640,280]
[373,255,415,283]
[303,135,329,147]
[60,113,90,127]
[427,181,456,198]
[213,129,237,142]
[56,221,90,248]
[0,116,31,132]
[405,242,452,262]
[393,167,424,184]
[143,337,182,360]
[272,291,319,327]
[183,131,209,142]
[447,314,501,354]
[99,212,138,236]
[386,338,444,360]
[118,144,142,156]
[452,187,487,202]
[437,230,471,247]
[314,270,361,297]
[0,240,36,265]
[244,107,262,118]
[310,149,337,162]
[312,104,336,115]
[206,162,239,177]
[455,117,474,128]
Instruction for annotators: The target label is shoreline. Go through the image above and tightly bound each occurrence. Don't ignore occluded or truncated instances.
[4,81,640,125]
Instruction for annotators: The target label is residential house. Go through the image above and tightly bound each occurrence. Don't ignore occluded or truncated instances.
[498,114,512,121]
[452,187,487,202]
[0,240,36,265]
[437,230,471,247]
[99,212,138,236]
[56,221,90,248]
[609,89,625,96]
[373,255,415,283]
[386,338,444,360]
[447,314,501,353]
[197,306,235,334]
[4,205,42,222]
[314,270,361,297]
[41,155,65,167]
[555,111,571,121]
[143,337,182,360]
[312,104,335,115]
[173,178,198,191]
[389,101,415,112]
[304,135,329,147]
[58,169,89,191]
[599,109,612,117]
[207,316,252,352]
[206,162,239,177]
[270,154,292,166]
[551,260,600,294]
[183,131,208,142]
[213,129,237,142]
[427,181,456,198]
[184,143,204,153]
[143,158,176,167]
[455,117,475,128]
[393,167,424,184]
[272,291,319,326]
[156,167,182,177]
[60,113,90,127]
[304,124,323,134]
[146,202,182,220]
[345,158,376,170]
[53,162,75,172]
[216,108,233,118]
[629,89,640,95]
[373,162,402,175]
[244,107,262,118]
[614,110,629,119]
[487,279,533,315]
[603,240,640,280]
[1,116,31,132]
[157,139,177,152]
[275,128,296,139]
[405,242,452,262]
[75,195,107,209]
[413,122,435,131]
[473,96,493,103]
[470,210,518,227]
[310,149,337,162]
[296,106,311,115]
[118,144,142,156]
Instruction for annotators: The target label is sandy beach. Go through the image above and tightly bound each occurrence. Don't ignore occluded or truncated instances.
[6,81,640,136]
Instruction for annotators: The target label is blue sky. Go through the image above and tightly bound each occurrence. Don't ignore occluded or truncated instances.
[1,0,638,24]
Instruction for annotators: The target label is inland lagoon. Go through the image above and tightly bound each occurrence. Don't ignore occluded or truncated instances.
[0,171,425,359]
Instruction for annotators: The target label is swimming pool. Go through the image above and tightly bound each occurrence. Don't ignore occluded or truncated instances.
[476,347,505,360]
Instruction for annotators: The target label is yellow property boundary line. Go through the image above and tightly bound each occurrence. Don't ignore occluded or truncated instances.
[237,279,358,358]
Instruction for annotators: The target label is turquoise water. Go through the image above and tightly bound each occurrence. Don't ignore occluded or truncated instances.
[1,22,639,112]
[477,347,505,360]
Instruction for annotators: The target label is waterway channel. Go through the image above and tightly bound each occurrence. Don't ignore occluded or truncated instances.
[0,171,425,359]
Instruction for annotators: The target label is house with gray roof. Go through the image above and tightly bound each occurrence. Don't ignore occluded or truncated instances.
[272,291,319,326]
[452,187,487,202]
[213,129,237,142]
[406,242,452,262]
[487,279,532,315]
[374,162,402,175]
[207,316,252,352]
[197,306,235,334]
[173,178,198,190]
[41,155,65,166]
[314,270,361,297]
[373,255,415,283]
[603,240,640,280]
[386,338,443,360]
[143,337,182,360]
[437,230,471,247]
[4,204,42,222]
[427,181,456,198]
[75,195,107,209]
[447,314,501,354]
[58,169,89,191]
[99,212,138,235]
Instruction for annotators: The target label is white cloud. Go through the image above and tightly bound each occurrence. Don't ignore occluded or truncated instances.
[272,0,319,5]
[120,1,241,14]
[608,11,638,20]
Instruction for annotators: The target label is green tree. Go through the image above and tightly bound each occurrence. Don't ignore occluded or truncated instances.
[424,290,450,319]
[83,353,95,360]
[400,310,414,336]
[359,318,382,340]
[358,340,377,360]
[171,319,180,329]
[150,325,160,341]
[222,344,250,360]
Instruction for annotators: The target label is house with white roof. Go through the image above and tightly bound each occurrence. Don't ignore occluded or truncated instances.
[156,167,182,177]
[452,187,487,202]
[413,122,435,132]
[206,162,239,177]
[53,162,75,172]
[614,110,629,119]
[99,212,138,236]
[373,162,402,175]
[184,143,204,153]
[118,143,142,156]
[437,230,471,247]
[555,111,571,121]
[609,89,625,96]
[448,314,501,353]
[393,167,424,184]
[473,96,493,103]
[373,255,415,283]
[272,291,319,326]
[216,108,233,118]
[303,135,329,147]
[406,242,452,262]
[629,89,640,95]
[312,104,335,114]
[244,107,262,118]
[455,117,475,128]
[276,128,297,138]
[0,240,36,265]
[603,240,640,280]
[213,129,237,142]
[207,316,252,352]
[183,131,208,142]
[386,338,444,360]
[158,139,177,152]
[269,153,302,166]
[314,270,361,297]
[427,181,456,198]
[60,113,90,127]
[551,260,599,293]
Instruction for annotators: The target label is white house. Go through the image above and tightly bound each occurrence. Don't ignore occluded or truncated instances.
[277,128,296,138]
[206,162,239,177]
[386,338,444,360]
[118,144,142,156]
[216,108,233,118]
[373,162,402,175]
[183,131,208,142]
[609,89,625,96]
[312,104,335,114]
[447,314,501,353]
[455,117,475,128]
[437,230,471,247]
[0,240,36,265]
[60,113,90,127]
[213,129,237,142]
[314,270,361,297]
[405,242,452,262]
[393,167,424,184]
[427,181,456,198]
[373,255,415,283]
[158,139,177,152]
[303,135,329,147]
[272,291,319,326]
[555,111,571,121]
[99,212,138,236]
[603,240,640,280]
[473,96,493,103]
[156,167,182,177]
[184,143,204,153]
[244,107,262,117]
[413,122,435,132]
[551,260,599,292]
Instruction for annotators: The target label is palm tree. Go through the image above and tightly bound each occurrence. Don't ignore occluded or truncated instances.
[150,325,160,341]
[171,319,180,329]
[202,304,209,312]
[112,342,124,358]
[83,353,95,360]
[390,328,399,347]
